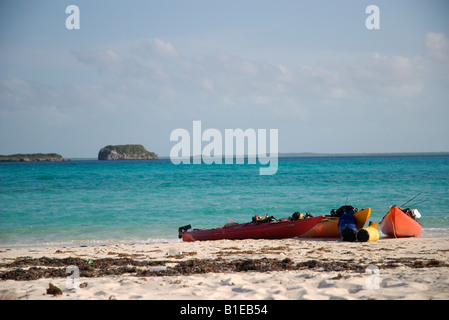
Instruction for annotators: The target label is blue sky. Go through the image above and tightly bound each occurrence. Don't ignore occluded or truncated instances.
[1,0,448,157]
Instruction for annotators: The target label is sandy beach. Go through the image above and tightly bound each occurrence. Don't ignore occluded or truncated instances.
[1,237,448,300]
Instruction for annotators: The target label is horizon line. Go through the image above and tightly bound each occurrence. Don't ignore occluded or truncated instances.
[65,151,449,160]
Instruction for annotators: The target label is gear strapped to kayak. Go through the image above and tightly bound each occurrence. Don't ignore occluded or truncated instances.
[252,214,276,223]
[330,205,358,217]
[402,208,421,220]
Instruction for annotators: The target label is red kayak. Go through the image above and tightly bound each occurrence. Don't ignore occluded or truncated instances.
[379,205,422,237]
[179,215,325,242]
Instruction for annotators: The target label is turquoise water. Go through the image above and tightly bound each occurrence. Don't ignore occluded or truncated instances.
[1,155,448,247]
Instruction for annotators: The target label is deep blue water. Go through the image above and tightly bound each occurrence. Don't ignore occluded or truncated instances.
[1,155,448,247]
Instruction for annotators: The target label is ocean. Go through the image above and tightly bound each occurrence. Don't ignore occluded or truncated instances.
[1,155,448,247]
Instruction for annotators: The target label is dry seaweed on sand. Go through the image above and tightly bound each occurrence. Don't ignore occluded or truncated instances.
[1,255,447,281]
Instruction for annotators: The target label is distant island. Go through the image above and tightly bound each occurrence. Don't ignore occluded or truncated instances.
[98,144,158,160]
[0,153,70,162]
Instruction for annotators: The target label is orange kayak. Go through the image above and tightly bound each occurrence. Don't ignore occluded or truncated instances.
[380,205,422,237]
[300,208,371,238]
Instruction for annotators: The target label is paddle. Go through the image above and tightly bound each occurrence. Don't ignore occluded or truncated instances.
[406,199,428,207]
[401,192,422,207]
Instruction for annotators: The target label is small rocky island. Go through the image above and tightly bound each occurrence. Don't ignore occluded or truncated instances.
[98,144,158,160]
[0,153,70,162]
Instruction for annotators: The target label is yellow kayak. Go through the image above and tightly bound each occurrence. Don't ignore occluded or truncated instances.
[300,208,371,238]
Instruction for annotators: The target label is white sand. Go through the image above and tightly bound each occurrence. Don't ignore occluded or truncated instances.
[1,237,449,300]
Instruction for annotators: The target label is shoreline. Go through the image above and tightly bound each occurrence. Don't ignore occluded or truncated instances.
[2,229,449,250]
[1,237,448,300]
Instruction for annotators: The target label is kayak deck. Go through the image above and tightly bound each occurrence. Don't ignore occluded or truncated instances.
[181,215,325,242]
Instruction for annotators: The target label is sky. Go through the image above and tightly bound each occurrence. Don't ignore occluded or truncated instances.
[0,0,448,158]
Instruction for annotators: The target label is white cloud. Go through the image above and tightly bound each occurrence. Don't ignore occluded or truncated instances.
[425,32,449,63]
[74,49,152,78]
[10,34,442,120]
[67,35,445,125]
[153,38,180,59]
[347,54,419,85]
